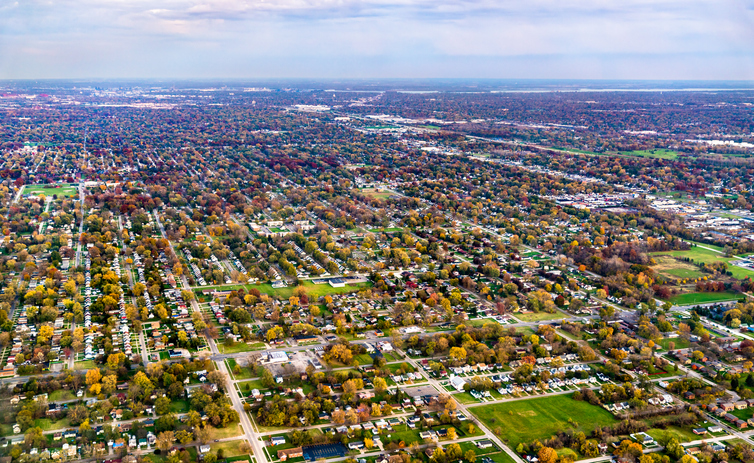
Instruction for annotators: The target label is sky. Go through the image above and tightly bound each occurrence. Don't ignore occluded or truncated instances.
[1,0,754,80]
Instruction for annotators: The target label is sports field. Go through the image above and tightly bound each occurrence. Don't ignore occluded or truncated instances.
[359,188,394,199]
[469,394,616,448]
[670,291,741,306]
[23,183,77,199]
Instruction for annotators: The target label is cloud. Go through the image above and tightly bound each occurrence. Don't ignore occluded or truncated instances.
[0,0,753,79]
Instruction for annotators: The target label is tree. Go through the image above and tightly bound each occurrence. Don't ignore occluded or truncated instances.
[373,377,387,394]
[446,443,462,461]
[156,396,172,415]
[156,431,175,451]
[464,450,477,463]
[186,410,201,428]
[194,425,212,444]
[102,375,117,394]
[449,347,467,362]
[85,368,101,385]
[175,429,193,444]
[538,447,558,463]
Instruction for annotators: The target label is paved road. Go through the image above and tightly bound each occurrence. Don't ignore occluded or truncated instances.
[73,184,86,268]
[153,210,269,463]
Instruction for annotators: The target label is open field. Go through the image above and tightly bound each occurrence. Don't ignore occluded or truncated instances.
[656,337,690,350]
[670,291,741,305]
[513,310,565,322]
[652,246,754,280]
[469,394,617,448]
[359,188,394,199]
[227,358,257,380]
[618,149,679,160]
[218,340,264,354]
[207,423,243,440]
[22,183,77,199]
[196,280,372,300]
[652,255,705,280]
[211,440,251,458]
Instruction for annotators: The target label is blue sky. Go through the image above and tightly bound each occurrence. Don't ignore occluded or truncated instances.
[1,0,753,79]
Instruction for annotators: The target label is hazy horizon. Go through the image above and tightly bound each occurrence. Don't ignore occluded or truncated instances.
[2,1,754,80]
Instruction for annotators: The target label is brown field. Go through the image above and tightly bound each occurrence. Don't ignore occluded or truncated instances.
[652,255,705,280]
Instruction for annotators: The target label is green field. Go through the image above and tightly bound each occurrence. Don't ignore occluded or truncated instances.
[22,183,77,199]
[73,360,97,370]
[359,188,394,200]
[618,149,679,160]
[656,337,690,350]
[368,228,403,233]
[218,341,264,354]
[227,358,257,380]
[513,310,565,322]
[469,394,617,448]
[670,291,741,306]
[197,280,372,301]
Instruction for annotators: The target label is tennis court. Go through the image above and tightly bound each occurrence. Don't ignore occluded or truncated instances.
[302,443,347,461]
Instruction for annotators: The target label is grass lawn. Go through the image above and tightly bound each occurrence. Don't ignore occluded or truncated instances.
[368,228,403,233]
[211,440,250,458]
[48,389,76,401]
[73,360,97,370]
[656,337,690,350]
[486,452,518,463]
[645,426,698,443]
[469,394,617,448]
[730,408,754,421]
[143,447,198,463]
[170,399,190,414]
[670,292,742,305]
[207,423,243,440]
[34,417,70,431]
[197,281,372,301]
[218,341,260,354]
[227,358,257,380]
[619,149,679,160]
[514,310,564,322]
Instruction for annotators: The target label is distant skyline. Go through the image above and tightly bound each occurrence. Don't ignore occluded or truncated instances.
[1,0,754,80]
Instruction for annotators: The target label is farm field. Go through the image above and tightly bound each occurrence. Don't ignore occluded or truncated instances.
[670,291,741,305]
[469,394,617,449]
